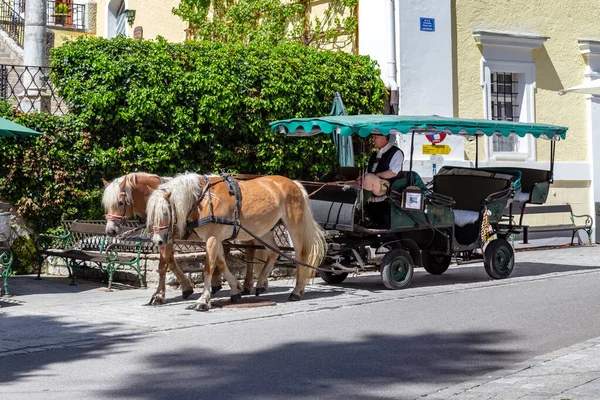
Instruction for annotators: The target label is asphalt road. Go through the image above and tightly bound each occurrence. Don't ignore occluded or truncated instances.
[1,246,600,399]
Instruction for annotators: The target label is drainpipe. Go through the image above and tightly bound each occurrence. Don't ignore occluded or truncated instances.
[387,0,399,115]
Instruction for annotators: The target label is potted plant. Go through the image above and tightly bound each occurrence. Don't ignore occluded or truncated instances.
[54,3,69,26]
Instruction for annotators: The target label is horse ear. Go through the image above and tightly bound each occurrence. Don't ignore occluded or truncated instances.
[163,191,171,201]
[102,178,110,187]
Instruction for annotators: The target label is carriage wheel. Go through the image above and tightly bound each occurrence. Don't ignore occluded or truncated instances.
[422,252,452,275]
[318,269,349,284]
[484,238,514,279]
[381,249,414,290]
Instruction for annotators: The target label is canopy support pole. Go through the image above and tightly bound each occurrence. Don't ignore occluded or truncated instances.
[475,136,479,168]
[550,140,556,181]
[409,131,415,172]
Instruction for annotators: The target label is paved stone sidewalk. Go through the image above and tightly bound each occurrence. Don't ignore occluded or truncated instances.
[424,336,600,399]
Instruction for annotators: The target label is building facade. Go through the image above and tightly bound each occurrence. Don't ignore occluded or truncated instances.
[358,0,599,240]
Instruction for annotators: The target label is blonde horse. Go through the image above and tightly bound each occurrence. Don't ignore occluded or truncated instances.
[103,172,274,304]
[147,172,327,311]
[103,173,195,303]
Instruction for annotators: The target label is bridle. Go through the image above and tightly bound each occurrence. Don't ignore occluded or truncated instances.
[151,188,175,243]
[105,191,131,228]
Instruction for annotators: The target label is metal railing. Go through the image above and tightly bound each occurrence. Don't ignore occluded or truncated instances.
[0,64,67,115]
[0,0,23,47]
[46,1,85,31]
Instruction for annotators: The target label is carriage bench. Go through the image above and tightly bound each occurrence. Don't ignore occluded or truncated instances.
[35,220,146,290]
[520,204,592,245]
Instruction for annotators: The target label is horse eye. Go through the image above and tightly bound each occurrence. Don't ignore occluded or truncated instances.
[118,201,124,206]
[162,212,168,217]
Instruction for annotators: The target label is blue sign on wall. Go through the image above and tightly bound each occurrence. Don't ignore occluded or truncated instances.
[420,17,435,32]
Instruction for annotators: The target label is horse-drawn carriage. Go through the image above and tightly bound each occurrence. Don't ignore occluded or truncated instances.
[102,114,566,309]
[270,115,567,289]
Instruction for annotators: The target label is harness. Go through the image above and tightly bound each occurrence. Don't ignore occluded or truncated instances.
[185,172,243,241]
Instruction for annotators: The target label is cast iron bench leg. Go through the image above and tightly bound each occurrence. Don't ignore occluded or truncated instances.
[522,226,529,244]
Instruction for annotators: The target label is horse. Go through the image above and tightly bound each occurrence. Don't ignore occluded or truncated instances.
[102,172,274,304]
[146,172,327,311]
[102,172,195,303]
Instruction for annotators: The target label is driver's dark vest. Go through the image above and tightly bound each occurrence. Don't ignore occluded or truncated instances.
[368,146,403,175]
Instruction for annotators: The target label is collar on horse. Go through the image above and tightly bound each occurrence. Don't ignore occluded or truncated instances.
[185,172,243,241]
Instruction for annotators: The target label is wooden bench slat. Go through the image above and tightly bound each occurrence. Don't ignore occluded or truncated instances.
[528,224,585,232]
[521,205,572,215]
[69,222,107,235]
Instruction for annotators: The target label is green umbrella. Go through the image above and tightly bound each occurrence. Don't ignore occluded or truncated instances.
[330,92,354,167]
[0,117,41,138]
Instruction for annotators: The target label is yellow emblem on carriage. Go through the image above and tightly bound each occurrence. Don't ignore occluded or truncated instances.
[422,144,451,155]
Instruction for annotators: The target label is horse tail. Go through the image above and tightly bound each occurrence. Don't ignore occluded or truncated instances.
[293,181,327,278]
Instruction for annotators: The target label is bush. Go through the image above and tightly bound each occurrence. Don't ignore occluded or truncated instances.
[0,37,386,234]
[0,108,102,232]
[51,37,386,180]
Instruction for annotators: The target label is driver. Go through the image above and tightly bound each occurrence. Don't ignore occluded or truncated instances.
[360,134,404,196]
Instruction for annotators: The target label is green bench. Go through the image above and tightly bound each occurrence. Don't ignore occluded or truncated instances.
[519,204,592,245]
[36,220,146,290]
[0,208,13,297]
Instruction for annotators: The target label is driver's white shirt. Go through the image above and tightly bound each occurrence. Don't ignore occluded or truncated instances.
[370,143,404,174]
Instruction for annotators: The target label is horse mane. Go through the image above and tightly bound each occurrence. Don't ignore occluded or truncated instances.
[147,172,205,235]
[102,176,125,212]
[103,172,171,213]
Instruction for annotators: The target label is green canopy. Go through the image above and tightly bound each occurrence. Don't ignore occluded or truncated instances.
[270,115,567,140]
[0,117,41,138]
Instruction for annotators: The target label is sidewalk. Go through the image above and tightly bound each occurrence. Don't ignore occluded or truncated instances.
[425,336,600,399]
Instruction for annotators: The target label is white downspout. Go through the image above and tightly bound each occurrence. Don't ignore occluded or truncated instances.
[387,0,399,115]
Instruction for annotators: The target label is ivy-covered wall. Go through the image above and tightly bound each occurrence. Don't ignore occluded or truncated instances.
[1,36,386,232]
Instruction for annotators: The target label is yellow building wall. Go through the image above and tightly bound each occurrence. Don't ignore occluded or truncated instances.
[127,0,187,42]
[455,0,600,165]
[455,0,600,218]
[94,0,186,42]
[50,29,90,47]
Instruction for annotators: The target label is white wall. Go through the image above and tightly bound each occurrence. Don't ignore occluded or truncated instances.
[358,0,390,84]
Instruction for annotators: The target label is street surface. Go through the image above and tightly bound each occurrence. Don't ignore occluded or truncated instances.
[1,245,600,399]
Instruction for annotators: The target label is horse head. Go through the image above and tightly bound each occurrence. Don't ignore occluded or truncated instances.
[102,176,134,236]
[147,188,174,247]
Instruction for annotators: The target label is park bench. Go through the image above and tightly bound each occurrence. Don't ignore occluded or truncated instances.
[35,220,146,290]
[0,205,14,297]
[518,204,592,245]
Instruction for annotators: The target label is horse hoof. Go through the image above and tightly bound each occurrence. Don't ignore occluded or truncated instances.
[182,288,194,299]
[193,303,210,312]
[241,288,252,296]
[148,294,165,305]
[288,293,302,301]
[255,287,267,296]
[211,285,222,295]
[230,293,242,303]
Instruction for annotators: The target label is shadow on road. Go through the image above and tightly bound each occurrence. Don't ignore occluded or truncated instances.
[325,261,600,292]
[0,314,140,384]
[103,330,522,400]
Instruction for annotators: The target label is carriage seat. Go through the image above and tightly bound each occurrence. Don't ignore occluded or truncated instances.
[433,169,514,227]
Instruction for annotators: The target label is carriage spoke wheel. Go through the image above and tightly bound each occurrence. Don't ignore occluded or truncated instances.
[484,238,514,279]
[319,269,349,284]
[422,252,452,275]
[381,249,414,290]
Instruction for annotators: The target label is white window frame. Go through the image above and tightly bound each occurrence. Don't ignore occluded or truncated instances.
[482,60,536,161]
[474,30,548,163]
